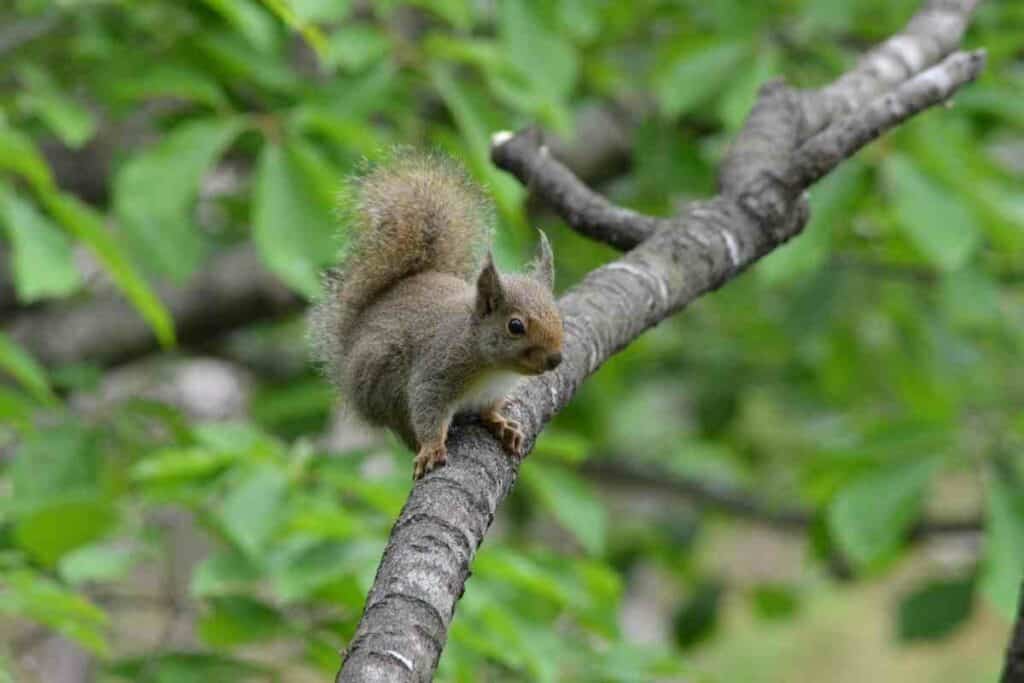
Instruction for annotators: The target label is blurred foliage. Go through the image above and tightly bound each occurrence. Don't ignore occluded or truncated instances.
[0,0,1022,681]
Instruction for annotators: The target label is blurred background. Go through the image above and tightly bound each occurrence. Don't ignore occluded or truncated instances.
[1,1,1023,681]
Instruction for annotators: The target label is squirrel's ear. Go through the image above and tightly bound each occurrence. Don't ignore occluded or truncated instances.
[529,229,555,291]
[476,252,505,316]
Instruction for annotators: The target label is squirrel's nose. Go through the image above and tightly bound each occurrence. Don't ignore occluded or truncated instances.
[545,352,562,371]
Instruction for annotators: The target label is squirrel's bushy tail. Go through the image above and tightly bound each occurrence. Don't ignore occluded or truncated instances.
[310,150,493,376]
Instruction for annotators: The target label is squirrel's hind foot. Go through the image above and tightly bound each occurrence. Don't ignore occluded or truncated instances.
[413,442,447,479]
[482,405,525,458]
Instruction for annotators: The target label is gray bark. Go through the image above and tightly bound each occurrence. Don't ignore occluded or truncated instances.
[336,1,986,681]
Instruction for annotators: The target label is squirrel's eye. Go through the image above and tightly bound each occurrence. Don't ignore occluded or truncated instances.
[507,318,526,336]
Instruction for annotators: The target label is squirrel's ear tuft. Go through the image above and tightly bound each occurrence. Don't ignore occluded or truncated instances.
[476,252,505,316]
[529,229,555,291]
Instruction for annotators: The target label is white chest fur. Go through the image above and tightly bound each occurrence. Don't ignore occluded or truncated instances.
[454,369,522,414]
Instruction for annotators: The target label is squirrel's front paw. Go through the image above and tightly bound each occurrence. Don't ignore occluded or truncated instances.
[483,408,525,458]
[413,443,447,479]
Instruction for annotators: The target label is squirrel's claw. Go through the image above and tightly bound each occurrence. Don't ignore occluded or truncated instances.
[413,443,447,480]
[483,408,525,459]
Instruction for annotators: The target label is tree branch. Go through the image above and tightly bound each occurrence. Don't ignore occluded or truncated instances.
[490,128,665,251]
[5,245,299,366]
[336,2,986,681]
[582,460,981,538]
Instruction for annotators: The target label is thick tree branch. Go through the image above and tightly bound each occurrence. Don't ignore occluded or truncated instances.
[1004,585,1024,683]
[337,2,985,681]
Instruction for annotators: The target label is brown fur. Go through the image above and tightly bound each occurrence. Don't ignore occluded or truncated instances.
[309,152,563,478]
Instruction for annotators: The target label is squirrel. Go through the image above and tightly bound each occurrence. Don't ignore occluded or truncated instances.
[310,151,564,479]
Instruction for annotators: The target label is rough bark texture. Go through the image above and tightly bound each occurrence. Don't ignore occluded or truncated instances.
[337,2,986,681]
[1004,586,1024,683]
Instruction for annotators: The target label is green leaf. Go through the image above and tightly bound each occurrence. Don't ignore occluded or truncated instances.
[0,386,35,429]
[195,32,298,95]
[15,65,97,148]
[202,0,279,53]
[0,182,80,302]
[673,581,723,649]
[132,447,241,483]
[218,465,289,557]
[750,583,801,621]
[0,654,14,683]
[14,496,118,568]
[717,47,780,130]
[409,0,473,30]
[287,496,358,540]
[258,0,330,63]
[906,116,1024,252]
[940,267,1001,328]
[957,84,1024,130]
[11,422,99,506]
[654,41,749,118]
[194,420,284,456]
[326,24,390,72]
[108,652,270,682]
[59,543,139,586]
[113,117,244,280]
[586,643,691,682]
[556,0,600,42]
[882,154,981,271]
[532,429,591,464]
[109,64,229,110]
[191,551,263,598]
[252,138,339,298]
[251,376,334,438]
[267,539,372,602]
[0,569,109,655]
[897,577,975,641]
[198,596,290,646]
[828,456,942,569]
[7,422,120,571]
[980,474,1024,619]
[0,123,54,193]
[522,462,607,556]
[41,192,175,347]
[496,0,578,133]
[0,332,55,404]
[290,0,352,23]
[473,548,574,607]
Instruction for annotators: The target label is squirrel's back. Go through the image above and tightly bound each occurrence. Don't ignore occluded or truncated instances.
[310,151,493,383]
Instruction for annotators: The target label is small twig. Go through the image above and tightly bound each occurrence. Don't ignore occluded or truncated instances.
[490,128,666,251]
[793,50,986,188]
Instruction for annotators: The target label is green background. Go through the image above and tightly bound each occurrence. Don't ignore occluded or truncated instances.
[1,1,1022,681]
